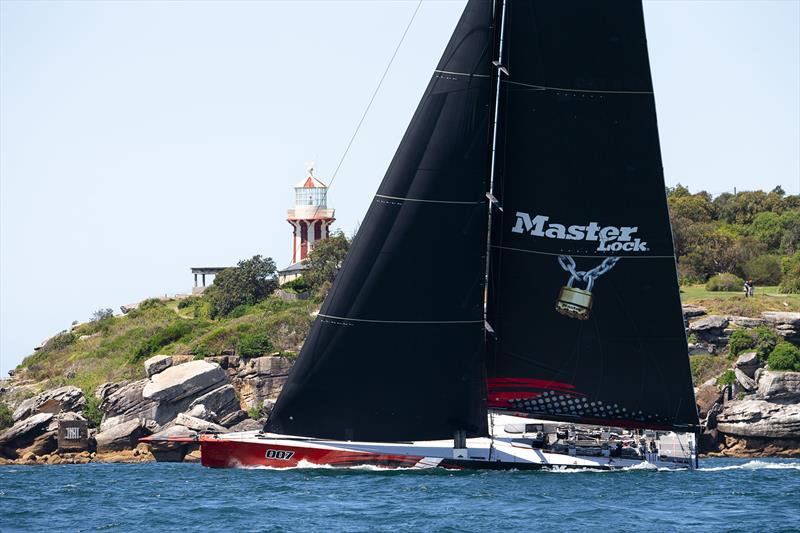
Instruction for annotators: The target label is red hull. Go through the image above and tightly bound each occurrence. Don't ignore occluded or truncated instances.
[199,438,426,469]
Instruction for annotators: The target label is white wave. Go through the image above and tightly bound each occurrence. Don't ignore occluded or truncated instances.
[244,459,419,471]
[699,460,800,472]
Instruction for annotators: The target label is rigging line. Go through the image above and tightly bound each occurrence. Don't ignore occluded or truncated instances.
[311,0,423,220]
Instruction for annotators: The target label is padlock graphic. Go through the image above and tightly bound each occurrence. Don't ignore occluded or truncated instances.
[556,276,594,320]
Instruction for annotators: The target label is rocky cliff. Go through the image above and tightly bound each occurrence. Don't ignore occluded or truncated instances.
[0,354,292,465]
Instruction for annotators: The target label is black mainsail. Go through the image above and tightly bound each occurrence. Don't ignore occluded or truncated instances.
[485,1,698,430]
[266,0,496,442]
[267,0,699,443]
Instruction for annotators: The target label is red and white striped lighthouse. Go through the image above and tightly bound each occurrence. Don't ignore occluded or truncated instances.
[287,168,335,263]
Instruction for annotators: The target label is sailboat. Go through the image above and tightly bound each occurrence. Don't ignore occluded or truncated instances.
[151,0,700,470]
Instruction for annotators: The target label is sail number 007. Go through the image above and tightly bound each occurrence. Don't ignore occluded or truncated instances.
[265,449,295,460]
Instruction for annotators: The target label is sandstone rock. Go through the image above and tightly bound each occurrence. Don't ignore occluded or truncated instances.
[228,418,263,433]
[206,355,240,371]
[174,413,228,434]
[695,384,722,419]
[21,451,36,462]
[682,305,707,319]
[185,404,218,423]
[19,431,57,457]
[235,356,293,409]
[761,312,800,328]
[36,386,85,415]
[12,386,85,422]
[689,315,729,332]
[727,316,766,328]
[171,355,194,366]
[95,382,121,402]
[219,410,248,428]
[757,371,800,403]
[0,413,54,449]
[734,368,756,391]
[735,352,760,378]
[144,355,173,377]
[143,360,227,403]
[147,425,196,462]
[716,399,800,438]
[706,402,724,430]
[12,398,36,422]
[95,419,156,452]
[100,379,159,431]
[188,384,240,420]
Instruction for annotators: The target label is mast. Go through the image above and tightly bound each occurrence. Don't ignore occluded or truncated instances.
[483,0,507,330]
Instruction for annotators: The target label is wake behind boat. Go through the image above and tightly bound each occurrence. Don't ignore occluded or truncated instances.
[146,0,701,470]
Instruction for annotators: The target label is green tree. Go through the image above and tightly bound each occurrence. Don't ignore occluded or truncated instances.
[206,255,278,317]
[668,194,715,223]
[779,252,800,294]
[748,211,784,250]
[743,254,782,285]
[778,210,800,254]
[304,231,350,293]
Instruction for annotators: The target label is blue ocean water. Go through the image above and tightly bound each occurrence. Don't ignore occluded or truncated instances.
[1,458,798,532]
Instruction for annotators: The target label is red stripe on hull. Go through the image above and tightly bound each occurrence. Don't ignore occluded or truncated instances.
[199,439,425,469]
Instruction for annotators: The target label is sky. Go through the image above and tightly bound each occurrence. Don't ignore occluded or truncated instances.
[1,0,798,376]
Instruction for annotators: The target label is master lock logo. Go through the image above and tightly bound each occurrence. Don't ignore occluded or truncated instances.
[511,212,649,252]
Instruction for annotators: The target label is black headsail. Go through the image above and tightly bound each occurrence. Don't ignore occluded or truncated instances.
[485,1,699,431]
[266,0,496,441]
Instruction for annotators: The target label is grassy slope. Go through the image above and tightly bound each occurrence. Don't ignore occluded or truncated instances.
[14,297,316,399]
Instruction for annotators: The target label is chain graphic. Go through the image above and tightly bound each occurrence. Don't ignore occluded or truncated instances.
[555,255,620,320]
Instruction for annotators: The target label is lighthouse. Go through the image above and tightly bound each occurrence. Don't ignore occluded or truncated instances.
[278,166,335,285]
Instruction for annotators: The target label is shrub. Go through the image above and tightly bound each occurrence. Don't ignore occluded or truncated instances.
[728,329,756,357]
[91,308,114,322]
[753,326,780,359]
[767,342,800,371]
[706,273,744,292]
[44,332,76,351]
[0,401,13,430]
[139,298,166,310]
[177,296,202,309]
[237,333,273,358]
[83,395,103,428]
[281,276,311,294]
[248,401,265,420]
[716,369,736,386]
[133,321,194,361]
[743,255,783,285]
